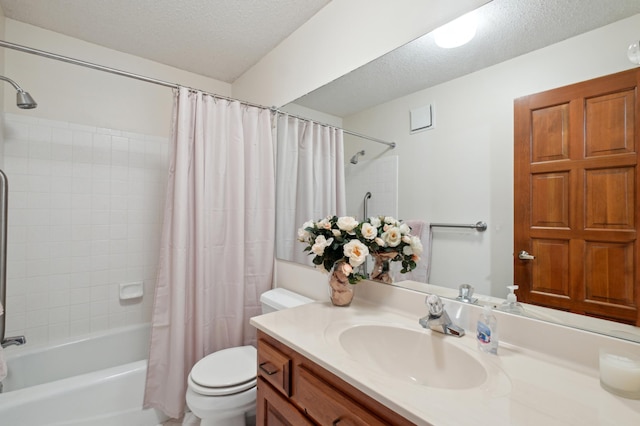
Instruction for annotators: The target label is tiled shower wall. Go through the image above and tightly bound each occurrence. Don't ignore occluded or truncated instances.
[345,155,398,220]
[2,113,168,346]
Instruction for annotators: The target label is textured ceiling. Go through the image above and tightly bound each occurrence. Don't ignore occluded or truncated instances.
[0,0,638,117]
[295,0,640,116]
[0,0,331,83]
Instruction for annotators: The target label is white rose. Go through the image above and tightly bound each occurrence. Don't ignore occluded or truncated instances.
[297,220,315,241]
[311,235,333,256]
[399,223,410,235]
[384,216,397,225]
[403,245,413,256]
[402,235,411,244]
[297,229,308,242]
[410,236,423,256]
[374,237,386,247]
[361,223,378,240]
[369,217,381,228]
[343,239,369,267]
[332,229,342,237]
[382,226,402,247]
[337,216,359,232]
[317,218,332,230]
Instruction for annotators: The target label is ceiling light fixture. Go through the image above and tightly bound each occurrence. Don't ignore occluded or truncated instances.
[434,11,478,49]
[628,41,640,64]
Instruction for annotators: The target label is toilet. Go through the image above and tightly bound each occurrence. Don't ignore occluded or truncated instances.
[186,288,313,426]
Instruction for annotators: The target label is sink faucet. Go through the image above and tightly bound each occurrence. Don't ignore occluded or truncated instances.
[419,294,465,337]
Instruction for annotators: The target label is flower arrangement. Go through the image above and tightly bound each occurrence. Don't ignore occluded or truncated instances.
[298,215,423,284]
[298,215,369,284]
[358,216,423,274]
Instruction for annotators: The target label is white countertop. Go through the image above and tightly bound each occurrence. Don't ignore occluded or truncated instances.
[250,297,640,426]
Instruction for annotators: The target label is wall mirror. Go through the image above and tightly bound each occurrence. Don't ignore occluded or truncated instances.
[276,0,640,343]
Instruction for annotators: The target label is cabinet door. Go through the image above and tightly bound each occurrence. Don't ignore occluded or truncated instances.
[257,377,314,426]
[295,367,388,426]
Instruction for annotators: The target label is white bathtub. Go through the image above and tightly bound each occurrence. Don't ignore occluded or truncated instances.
[0,323,169,425]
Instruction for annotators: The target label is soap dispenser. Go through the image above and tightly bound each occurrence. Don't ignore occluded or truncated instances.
[498,285,525,315]
[477,305,498,354]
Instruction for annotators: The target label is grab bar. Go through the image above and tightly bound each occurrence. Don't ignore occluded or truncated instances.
[0,169,25,348]
[362,192,372,275]
[430,221,487,232]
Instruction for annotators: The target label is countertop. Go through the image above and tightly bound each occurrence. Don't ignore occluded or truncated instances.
[250,298,640,426]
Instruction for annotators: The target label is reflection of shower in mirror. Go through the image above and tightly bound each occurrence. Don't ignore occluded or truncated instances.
[350,150,365,164]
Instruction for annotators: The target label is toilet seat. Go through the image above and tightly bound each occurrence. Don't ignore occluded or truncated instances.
[189,345,257,396]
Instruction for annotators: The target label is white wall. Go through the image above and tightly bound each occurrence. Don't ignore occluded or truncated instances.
[342,14,640,298]
[1,20,229,345]
[3,19,231,137]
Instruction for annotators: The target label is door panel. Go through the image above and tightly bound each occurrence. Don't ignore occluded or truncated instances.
[584,167,634,229]
[532,103,570,162]
[585,90,635,156]
[531,172,570,228]
[531,239,570,298]
[514,68,640,326]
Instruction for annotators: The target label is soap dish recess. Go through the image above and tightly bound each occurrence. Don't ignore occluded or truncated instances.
[120,281,143,300]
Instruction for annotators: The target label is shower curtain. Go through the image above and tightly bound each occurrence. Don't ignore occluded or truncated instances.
[275,114,346,265]
[144,87,275,419]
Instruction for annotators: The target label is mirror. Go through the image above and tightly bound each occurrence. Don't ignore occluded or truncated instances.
[277,1,640,343]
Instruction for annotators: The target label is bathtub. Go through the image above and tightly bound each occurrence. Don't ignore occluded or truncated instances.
[0,323,169,425]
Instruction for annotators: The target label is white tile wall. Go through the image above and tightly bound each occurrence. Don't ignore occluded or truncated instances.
[2,113,168,346]
[345,155,398,220]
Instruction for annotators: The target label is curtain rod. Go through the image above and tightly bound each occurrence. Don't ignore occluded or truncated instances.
[0,39,395,149]
[273,109,396,148]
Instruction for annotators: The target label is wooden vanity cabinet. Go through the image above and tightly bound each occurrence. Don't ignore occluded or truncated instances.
[256,330,415,426]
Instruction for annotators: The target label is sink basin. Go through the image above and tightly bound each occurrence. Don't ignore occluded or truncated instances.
[339,324,487,389]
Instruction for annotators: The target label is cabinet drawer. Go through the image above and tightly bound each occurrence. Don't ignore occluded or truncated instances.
[257,377,314,426]
[295,366,388,426]
[257,339,291,396]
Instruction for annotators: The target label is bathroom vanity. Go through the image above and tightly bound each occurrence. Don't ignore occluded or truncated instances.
[256,330,413,425]
[250,281,640,425]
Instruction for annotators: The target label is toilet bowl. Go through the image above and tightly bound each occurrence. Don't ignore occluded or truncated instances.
[186,288,313,426]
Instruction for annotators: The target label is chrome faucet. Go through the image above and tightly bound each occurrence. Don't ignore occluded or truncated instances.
[419,294,465,337]
[1,335,26,348]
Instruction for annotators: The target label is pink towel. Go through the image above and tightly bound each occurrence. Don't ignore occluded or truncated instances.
[398,220,432,283]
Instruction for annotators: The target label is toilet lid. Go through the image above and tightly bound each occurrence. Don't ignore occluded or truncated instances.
[189,345,257,396]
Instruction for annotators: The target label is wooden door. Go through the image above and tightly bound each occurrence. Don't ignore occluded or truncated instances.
[514,68,640,326]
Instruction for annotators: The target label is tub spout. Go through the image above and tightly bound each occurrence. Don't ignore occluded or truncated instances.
[2,335,26,348]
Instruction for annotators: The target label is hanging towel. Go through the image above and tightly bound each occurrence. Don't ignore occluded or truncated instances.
[396,220,433,283]
[0,302,6,381]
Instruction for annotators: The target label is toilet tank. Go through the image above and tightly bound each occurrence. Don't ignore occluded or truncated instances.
[260,288,313,314]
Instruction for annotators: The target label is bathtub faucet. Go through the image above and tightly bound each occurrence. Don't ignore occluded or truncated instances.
[1,335,26,348]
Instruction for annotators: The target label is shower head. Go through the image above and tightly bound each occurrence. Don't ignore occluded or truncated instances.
[350,150,365,164]
[16,90,37,109]
[0,75,37,109]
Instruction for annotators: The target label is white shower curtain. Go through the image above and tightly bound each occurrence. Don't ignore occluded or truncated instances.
[144,87,275,419]
[275,114,346,265]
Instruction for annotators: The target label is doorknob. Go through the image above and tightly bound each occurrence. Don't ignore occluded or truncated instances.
[518,250,535,260]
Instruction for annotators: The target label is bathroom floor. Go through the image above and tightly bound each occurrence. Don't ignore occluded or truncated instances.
[161,413,200,426]
[161,412,256,426]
